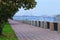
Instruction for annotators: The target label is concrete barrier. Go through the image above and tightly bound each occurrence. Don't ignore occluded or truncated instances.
[58,23,60,32]
[44,21,47,29]
[50,22,58,31]
[29,21,31,24]
[32,21,35,26]
[50,22,54,30]
[33,21,35,26]
[34,21,37,26]
[38,21,41,27]
[31,21,34,25]
[40,21,43,28]
[28,21,31,25]
[36,21,39,27]
[47,22,50,29]
[30,21,32,25]
[22,20,60,33]
[53,23,58,31]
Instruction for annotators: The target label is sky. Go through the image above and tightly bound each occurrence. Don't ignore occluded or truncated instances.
[14,0,60,16]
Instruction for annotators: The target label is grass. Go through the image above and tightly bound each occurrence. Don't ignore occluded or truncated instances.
[0,22,18,40]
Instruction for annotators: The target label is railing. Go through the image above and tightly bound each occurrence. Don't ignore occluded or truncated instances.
[13,16,60,23]
[13,16,60,33]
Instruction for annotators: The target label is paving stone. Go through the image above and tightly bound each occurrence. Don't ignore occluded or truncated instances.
[8,19,60,40]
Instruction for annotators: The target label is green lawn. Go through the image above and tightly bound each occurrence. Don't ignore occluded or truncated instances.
[0,22,18,40]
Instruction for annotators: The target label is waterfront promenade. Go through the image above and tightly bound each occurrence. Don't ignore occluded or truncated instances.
[8,19,60,40]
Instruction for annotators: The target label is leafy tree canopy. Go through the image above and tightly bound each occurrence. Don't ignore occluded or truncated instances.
[0,0,36,35]
[0,0,36,19]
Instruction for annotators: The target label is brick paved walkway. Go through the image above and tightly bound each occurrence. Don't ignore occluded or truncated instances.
[8,19,60,40]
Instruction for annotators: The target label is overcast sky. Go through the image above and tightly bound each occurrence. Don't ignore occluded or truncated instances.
[14,0,60,16]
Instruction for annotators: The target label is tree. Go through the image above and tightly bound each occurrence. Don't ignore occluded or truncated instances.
[0,0,36,35]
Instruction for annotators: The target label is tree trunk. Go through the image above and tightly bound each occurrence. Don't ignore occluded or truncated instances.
[0,22,5,36]
[0,19,7,36]
[0,27,3,35]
